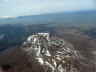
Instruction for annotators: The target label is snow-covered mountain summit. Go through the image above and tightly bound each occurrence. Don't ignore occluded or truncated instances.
[23,33,77,72]
[22,33,78,72]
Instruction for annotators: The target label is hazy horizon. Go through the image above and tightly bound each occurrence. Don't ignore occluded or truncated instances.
[0,0,96,17]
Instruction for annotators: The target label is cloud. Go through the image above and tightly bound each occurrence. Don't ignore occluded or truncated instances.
[0,16,16,18]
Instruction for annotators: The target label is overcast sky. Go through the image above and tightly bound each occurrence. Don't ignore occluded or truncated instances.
[0,0,95,17]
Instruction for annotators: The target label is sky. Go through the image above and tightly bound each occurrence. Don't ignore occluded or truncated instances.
[0,0,95,17]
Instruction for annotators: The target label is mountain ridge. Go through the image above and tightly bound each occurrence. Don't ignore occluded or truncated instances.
[0,10,96,25]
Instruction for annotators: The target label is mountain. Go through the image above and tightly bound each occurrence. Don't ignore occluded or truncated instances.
[0,10,96,25]
[0,32,96,72]
[0,33,79,72]
[0,10,96,72]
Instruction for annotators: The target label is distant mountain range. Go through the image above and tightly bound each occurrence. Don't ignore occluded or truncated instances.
[0,10,96,25]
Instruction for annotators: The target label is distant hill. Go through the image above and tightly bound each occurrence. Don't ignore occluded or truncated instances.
[0,10,96,25]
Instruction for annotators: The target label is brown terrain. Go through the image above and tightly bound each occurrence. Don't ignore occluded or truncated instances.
[0,27,96,72]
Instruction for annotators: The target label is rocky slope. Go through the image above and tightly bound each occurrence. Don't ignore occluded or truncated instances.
[0,32,94,72]
[20,33,79,72]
